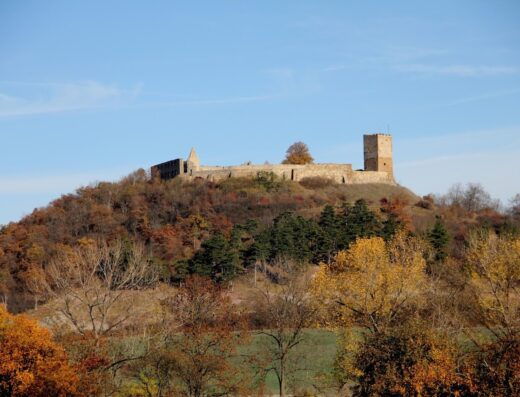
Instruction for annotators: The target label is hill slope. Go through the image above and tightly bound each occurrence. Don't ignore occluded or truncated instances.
[0,170,420,311]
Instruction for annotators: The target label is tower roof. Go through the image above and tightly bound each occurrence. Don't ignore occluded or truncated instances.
[187,147,200,165]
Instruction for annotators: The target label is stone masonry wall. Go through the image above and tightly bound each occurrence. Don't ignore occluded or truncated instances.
[178,163,395,185]
[153,134,395,185]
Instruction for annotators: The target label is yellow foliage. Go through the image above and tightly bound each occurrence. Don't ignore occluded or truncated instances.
[466,231,520,334]
[312,232,427,331]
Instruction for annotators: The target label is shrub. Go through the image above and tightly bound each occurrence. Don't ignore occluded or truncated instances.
[299,177,336,189]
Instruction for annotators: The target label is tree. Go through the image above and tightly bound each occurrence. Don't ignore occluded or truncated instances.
[45,238,158,342]
[509,193,520,219]
[269,212,318,264]
[312,232,427,333]
[340,199,381,247]
[155,275,250,397]
[253,269,316,397]
[428,216,450,262]
[345,321,468,397]
[442,182,498,212]
[0,305,81,397]
[282,142,314,165]
[191,232,240,282]
[461,231,520,395]
[315,205,341,264]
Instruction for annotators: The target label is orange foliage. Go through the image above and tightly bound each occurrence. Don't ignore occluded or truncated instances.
[380,196,413,231]
[282,141,314,165]
[0,305,81,397]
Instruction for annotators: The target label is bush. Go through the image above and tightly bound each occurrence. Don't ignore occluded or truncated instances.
[415,195,434,209]
[299,177,336,189]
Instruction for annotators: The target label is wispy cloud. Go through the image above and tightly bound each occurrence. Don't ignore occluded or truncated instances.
[0,81,141,118]
[395,126,520,201]
[396,149,520,202]
[397,64,520,77]
[444,89,520,106]
[0,80,285,116]
[0,167,134,195]
[140,93,282,107]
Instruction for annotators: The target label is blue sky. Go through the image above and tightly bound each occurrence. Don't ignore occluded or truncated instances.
[1,1,520,224]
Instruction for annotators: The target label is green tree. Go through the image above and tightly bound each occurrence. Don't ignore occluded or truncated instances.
[380,213,402,241]
[340,199,381,246]
[316,205,341,263]
[191,233,240,282]
[247,229,271,265]
[428,216,449,262]
[269,212,318,263]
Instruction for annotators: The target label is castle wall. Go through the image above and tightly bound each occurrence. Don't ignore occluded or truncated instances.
[152,134,395,185]
[184,163,354,183]
[292,164,353,183]
[351,170,395,184]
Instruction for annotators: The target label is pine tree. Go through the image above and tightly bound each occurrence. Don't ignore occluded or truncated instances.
[269,212,317,263]
[316,205,341,263]
[381,213,402,241]
[428,217,449,262]
[191,232,240,282]
[340,199,381,246]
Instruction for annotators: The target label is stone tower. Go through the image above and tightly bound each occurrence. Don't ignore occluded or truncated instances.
[186,148,200,172]
[363,134,393,179]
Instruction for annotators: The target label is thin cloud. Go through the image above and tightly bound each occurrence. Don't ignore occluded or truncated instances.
[0,81,141,118]
[444,89,520,106]
[395,126,520,202]
[397,64,519,77]
[396,149,520,202]
[0,80,283,115]
[0,167,136,195]
[140,93,282,107]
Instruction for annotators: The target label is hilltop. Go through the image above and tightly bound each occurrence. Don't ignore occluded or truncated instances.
[1,170,421,312]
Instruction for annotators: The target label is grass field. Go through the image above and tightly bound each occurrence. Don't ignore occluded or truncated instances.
[244,329,339,395]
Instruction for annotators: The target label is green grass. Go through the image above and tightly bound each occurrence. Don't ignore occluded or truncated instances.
[242,329,339,395]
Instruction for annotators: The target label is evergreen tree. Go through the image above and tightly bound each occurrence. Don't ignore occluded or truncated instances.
[247,229,271,265]
[380,213,402,241]
[340,199,381,246]
[269,212,318,263]
[191,232,240,282]
[316,205,341,263]
[428,217,450,262]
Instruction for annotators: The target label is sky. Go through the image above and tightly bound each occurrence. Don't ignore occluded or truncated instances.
[1,1,520,225]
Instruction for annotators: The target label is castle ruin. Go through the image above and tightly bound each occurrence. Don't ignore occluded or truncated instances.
[151,134,395,185]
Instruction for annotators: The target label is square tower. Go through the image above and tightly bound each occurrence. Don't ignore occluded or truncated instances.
[363,134,393,179]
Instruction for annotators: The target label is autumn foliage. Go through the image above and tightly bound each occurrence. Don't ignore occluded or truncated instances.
[0,169,519,395]
[282,141,314,165]
[312,232,427,332]
[0,305,80,397]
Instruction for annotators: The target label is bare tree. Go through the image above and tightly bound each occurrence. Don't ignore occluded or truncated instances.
[253,268,316,397]
[440,183,499,212]
[45,239,158,342]
[142,275,251,397]
[508,193,520,219]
